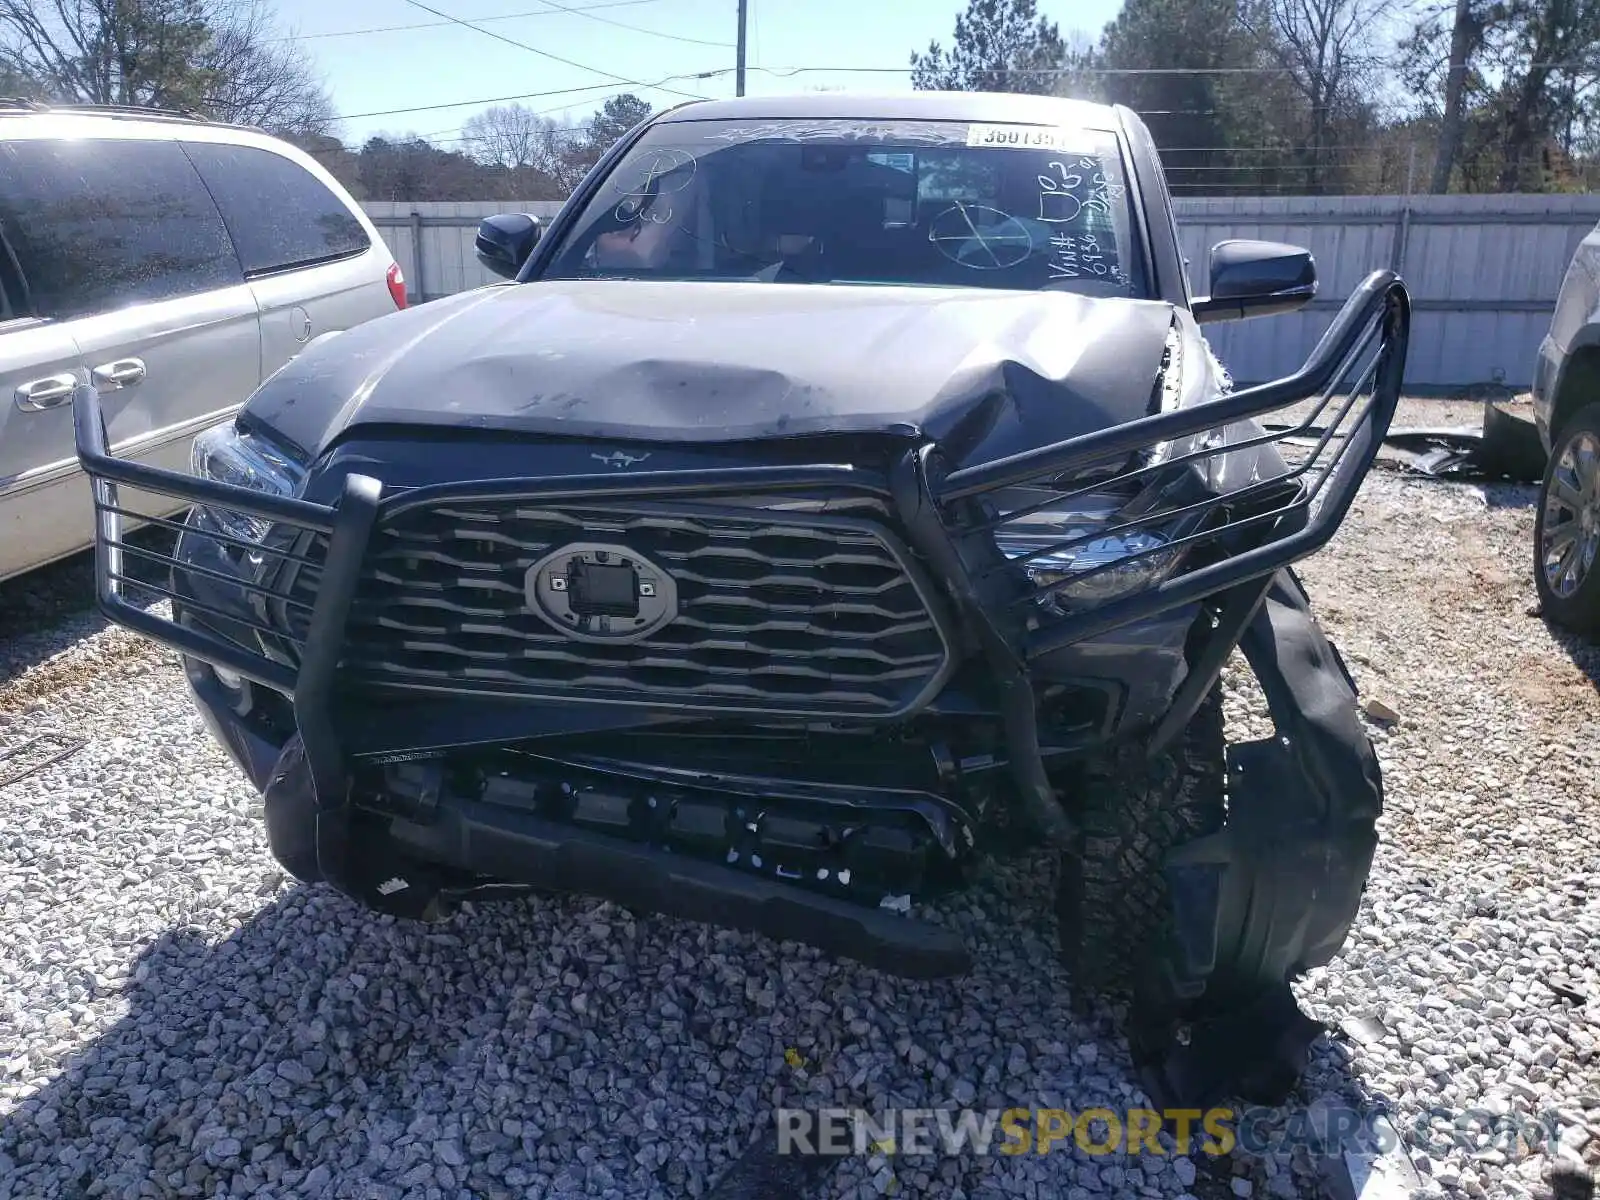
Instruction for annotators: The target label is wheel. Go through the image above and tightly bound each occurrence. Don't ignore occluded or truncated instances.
[1534,400,1600,636]
[1055,687,1225,996]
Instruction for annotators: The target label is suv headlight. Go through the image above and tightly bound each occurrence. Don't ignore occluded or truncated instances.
[994,491,1180,610]
[190,422,305,544]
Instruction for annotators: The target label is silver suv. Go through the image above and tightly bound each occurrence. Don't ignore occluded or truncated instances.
[0,102,405,582]
[1532,220,1600,634]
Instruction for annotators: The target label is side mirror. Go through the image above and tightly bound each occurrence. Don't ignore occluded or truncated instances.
[1191,239,1316,325]
[475,213,542,279]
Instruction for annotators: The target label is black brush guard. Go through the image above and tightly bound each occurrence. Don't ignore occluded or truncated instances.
[72,272,1408,971]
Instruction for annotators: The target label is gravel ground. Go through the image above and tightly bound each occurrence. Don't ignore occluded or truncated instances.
[1,399,1598,1200]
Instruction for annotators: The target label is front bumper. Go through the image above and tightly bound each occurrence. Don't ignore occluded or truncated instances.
[74,272,1410,956]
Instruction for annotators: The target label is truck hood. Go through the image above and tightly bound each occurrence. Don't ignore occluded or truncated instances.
[250,279,1177,470]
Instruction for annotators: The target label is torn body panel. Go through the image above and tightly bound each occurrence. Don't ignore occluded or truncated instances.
[1139,569,1382,1109]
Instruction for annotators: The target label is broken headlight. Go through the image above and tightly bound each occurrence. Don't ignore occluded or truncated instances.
[994,491,1181,609]
[190,422,306,545]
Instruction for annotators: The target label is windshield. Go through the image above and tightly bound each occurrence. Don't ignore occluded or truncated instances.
[540,117,1145,298]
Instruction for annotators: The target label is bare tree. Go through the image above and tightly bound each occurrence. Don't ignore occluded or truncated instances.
[1239,0,1395,190]
[0,0,334,137]
[200,1,334,137]
[463,103,550,170]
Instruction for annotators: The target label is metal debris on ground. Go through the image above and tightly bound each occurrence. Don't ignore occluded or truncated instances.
[1361,697,1402,724]
[1268,396,1548,483]
[1338,1014,1390,1046]
[0,732,87,789]
[1541,973,1590,1006]
[1322,1113,1424,1200]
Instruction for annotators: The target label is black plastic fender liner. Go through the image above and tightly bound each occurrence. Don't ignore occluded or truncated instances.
[261,733,456,920]
[1163,566,1380,992]
[1136,567,1381,1108]
[261,733,323,884]
[1235,567,1382,976]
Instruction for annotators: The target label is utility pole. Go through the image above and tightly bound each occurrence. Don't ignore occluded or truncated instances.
[736,0,747,97]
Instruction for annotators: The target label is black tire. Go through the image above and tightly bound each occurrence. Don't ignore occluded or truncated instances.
[1055,688,1225,996]
[1534,400,1600,637]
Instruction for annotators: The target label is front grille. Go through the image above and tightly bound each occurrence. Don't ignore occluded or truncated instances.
[285,497,952,717]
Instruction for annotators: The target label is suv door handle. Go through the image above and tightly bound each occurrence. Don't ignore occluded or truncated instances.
[92,358,147,390]
[14,373,78,411]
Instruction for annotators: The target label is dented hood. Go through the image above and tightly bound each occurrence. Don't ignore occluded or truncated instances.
[249,279,1176,470]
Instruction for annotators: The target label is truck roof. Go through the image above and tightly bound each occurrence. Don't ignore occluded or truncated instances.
[655,90,1121,130]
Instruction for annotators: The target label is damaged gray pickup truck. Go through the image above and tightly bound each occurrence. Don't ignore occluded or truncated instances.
[74,93,1409,1106]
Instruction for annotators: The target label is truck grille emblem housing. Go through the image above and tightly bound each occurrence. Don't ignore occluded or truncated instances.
[524,542,678,643]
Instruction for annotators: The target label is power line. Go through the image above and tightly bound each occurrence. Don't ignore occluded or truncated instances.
[321,62,1482,135]
[275,0,663,42]
[750,64,1295,78]
[308,112,611,155]
[746,60,1600,78]
[522,0,733,48]
[397,0,710,101]
[333,69,727,121]
[325,83,1235,126]
[1159,144,1417,153]
[331,76,708,147]
[1162,161,1381,172]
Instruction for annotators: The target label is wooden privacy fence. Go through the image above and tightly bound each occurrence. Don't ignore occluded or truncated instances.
[363,193,1600,391]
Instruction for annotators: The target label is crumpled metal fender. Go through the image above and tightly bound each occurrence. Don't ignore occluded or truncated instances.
[1137,567,1382,1109]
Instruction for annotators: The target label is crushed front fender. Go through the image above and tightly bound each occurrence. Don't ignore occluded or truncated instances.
[1136,568,1382,1109]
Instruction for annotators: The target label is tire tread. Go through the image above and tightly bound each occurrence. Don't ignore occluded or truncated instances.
[1056,689,1226,993]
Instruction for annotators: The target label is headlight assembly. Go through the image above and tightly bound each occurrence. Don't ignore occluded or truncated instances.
[993,490,1183,611]
[190,422,306,545]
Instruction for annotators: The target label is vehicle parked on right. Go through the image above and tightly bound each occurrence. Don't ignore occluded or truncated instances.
[1532,220,1600,635]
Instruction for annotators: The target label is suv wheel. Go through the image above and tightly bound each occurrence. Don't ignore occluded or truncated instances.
[1534,400,1600,636]
[1055,688,1225,996]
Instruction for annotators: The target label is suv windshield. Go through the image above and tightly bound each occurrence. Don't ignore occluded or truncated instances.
[541,117,1144,297]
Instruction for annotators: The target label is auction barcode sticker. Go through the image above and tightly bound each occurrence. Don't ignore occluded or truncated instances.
[965,123,1089,152]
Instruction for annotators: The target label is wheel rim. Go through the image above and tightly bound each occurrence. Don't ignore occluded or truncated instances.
[1541,428,1600,599]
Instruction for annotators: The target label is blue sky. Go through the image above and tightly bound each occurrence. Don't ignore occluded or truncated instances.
[268,0,1123,146]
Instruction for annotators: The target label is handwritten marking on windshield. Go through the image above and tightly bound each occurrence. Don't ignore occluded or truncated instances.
[928,203,1033,270]
[615,198,674,225]
[1036,157,1131,286]
[1048,232,1081,280]
[1038,164,1085,224]
[611,148,697,198]
[609,148,696,226]
[701,121,958,145]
